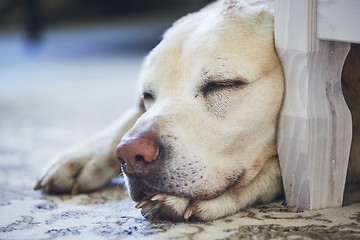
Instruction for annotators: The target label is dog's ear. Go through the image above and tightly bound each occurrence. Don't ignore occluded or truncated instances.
[222,0,274,15]
[224,0,238,9]
[223,0,245,12]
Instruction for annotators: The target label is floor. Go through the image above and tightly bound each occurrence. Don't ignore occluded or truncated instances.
[0,20,360,240]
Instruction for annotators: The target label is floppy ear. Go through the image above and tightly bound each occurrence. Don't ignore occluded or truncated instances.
[224,0,238,7]
[223,0,274,15]
[223,0,241,11]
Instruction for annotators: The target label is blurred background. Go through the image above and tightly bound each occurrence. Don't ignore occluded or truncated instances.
[0,0,212,101]
[0,0,214,183]
[0,0,212,159]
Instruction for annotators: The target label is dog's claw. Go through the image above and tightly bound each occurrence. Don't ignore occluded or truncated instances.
[33,181,42,190]
[136,194,167,210]
[151,193,167,202]
[135,200,153,209]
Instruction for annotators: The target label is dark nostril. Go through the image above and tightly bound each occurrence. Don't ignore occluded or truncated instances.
[135,155,145,162]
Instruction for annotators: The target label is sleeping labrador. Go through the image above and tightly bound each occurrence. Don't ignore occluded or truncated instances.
[34,0,360,221]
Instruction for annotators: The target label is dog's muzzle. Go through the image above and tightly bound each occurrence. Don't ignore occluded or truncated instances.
[115,129,243,203]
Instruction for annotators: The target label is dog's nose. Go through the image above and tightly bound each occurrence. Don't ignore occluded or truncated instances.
[115,134,160,176]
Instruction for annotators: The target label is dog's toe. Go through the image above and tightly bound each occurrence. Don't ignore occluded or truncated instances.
[184,201,218,222]
[35,157,86,194]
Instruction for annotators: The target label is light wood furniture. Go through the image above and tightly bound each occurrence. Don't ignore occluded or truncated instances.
[274,0,360,210]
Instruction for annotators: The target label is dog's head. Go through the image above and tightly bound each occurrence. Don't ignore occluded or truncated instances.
[116,0,283,209]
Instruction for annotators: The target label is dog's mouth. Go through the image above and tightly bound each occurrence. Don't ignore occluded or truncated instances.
[135,181,163,201]
[128,178,177,202]
[128,170,244,203]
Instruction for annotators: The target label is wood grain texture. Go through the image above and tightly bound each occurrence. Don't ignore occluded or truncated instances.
[274,0,352,209]
[317,0,360,44]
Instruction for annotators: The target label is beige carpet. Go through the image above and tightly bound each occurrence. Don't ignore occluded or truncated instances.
[1,24,360,240]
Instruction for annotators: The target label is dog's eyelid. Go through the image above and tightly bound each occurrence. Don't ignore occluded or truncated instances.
[142,92,155,111]
[142,92,155,100]
[201,79,248,96]
[215,79,248,86]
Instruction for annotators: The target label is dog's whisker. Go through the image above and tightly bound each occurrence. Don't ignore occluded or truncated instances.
[151,193,167,202]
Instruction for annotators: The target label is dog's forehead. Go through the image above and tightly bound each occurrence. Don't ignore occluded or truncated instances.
[139,0,275,92]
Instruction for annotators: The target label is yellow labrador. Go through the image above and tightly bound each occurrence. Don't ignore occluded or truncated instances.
[35,0,359,221]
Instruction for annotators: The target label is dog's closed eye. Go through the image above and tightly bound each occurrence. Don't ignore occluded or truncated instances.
[201,80,247,97]
[142,92,155,110]
[143,92,154,100]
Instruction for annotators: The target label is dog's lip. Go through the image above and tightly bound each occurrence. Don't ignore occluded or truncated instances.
[133,171,244,203]
[131,178,183,203]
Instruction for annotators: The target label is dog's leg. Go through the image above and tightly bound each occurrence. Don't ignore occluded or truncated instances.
[183,157,283,221]
[34,107,143,194]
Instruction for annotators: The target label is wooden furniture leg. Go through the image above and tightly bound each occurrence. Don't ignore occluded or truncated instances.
[274,0,352,209]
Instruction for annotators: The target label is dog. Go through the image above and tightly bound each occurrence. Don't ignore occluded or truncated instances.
[34,0,360,221]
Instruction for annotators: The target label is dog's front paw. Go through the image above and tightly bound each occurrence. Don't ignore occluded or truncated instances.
[34,148,120,194]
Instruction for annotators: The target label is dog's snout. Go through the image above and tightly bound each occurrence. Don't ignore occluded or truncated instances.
[116,134,160,176]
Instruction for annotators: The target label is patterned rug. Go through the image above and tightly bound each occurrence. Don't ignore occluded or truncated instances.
[1,183,360,239]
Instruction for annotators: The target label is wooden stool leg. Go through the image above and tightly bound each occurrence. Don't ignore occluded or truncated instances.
[274,0,352,209]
